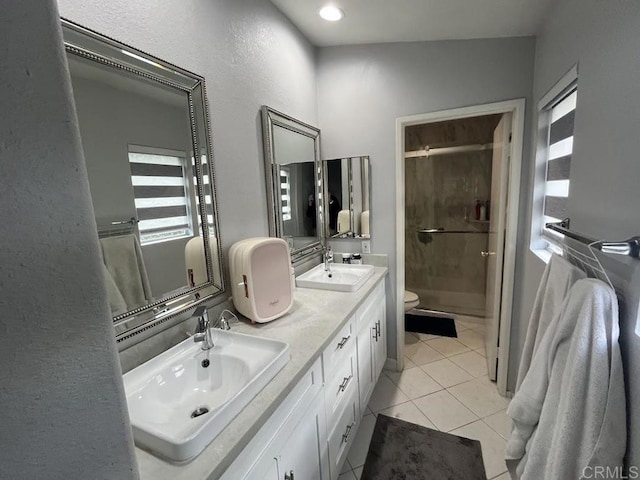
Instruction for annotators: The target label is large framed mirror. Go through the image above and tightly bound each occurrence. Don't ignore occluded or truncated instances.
[323,156,372,239]
[261,106,323,263]
[62,19,225,341]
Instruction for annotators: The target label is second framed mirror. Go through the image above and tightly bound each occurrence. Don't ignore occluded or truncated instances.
[323,156,371,239]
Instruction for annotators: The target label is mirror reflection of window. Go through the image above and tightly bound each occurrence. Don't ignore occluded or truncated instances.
[128,147,193,246]
[280,168,292,221]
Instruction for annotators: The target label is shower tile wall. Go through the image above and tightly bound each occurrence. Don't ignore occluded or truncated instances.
[405,115,501,317]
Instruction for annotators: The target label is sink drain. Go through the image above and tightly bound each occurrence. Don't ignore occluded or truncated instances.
[191,406,209,418]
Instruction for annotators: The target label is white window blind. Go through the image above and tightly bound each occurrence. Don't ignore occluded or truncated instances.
[129,149,192,245]
[192,155,215,236]
[543,88,577,232]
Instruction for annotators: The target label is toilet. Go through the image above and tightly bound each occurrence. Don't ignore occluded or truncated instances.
[404,290,420,312]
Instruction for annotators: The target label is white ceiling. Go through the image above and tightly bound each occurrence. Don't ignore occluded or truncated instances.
[270,0,554,47]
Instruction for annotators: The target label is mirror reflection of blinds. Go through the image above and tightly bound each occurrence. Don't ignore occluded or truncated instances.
[280,168,291,221]
[544,88,576,226]
[129,152,192,244]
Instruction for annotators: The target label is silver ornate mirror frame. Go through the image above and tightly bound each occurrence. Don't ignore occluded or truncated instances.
[62,18,226,342]
[261,106,324,264]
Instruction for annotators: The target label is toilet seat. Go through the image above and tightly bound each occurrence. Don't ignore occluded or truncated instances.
[404,290,420,312]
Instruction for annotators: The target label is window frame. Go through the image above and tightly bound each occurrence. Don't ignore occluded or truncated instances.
[530,65,579,261]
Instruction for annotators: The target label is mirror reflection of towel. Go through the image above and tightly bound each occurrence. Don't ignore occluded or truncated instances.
[361,210,370,237]
[100,234,152,310]
[337,209,351,234]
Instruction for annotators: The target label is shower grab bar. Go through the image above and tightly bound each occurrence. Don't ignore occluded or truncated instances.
[417,228,488,234]
[545,219,640,258]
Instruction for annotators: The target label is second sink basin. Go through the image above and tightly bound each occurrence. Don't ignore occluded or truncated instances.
[123,329,289,462]
[296,263,375,292]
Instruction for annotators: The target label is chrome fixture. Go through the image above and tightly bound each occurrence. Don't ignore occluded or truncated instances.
[545,219,640,258]
[192,306,214,350]
[324,246,334,277]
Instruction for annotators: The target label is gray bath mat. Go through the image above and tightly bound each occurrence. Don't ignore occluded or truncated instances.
[361,414,487,480]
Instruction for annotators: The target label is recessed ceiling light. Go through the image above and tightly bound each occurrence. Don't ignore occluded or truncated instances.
[319,5,344,22]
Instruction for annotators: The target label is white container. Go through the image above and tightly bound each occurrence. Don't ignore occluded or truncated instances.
[229,237,294,323]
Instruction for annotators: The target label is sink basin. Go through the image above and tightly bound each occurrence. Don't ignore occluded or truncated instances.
[296,263,375,292]
[123,330,289,462]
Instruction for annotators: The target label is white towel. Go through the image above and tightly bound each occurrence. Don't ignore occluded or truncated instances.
[102,263,128,316]
[506,279,626,479]
[337,209,351,234]
[516,254,586,389]
[100,234,152,310]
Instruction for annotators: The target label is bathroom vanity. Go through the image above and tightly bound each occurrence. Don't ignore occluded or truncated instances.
[134,266,387,480]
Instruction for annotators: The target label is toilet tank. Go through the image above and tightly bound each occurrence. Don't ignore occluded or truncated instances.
[229,237,294,323]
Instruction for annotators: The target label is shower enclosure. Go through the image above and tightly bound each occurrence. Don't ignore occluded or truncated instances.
[404,115,501,317]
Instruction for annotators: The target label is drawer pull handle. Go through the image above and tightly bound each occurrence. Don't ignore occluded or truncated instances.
[284,470,294,480]
[376,320,381,340]
[338,374,353,392]
[342,422,355,444]
[337,335,351,349]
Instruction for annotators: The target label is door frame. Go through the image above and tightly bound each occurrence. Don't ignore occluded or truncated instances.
[395,99,525,395]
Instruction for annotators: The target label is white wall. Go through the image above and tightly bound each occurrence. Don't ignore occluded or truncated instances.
[0,1,138,478]
[316,38,536,359]
[57,0,318,267]
[516,0,640,467]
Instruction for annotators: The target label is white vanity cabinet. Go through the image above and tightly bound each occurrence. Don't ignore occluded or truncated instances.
[355,281,386,411]
[221,278,386,480]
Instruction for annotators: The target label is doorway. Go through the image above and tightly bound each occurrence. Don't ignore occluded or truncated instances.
[395,100,525,395]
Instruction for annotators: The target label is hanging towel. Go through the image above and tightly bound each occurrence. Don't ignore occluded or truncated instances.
[102,263,128,316]
[515,254,586,389]
[506,278,626,480]
[100,234,152,310]
[337,209,351,234]
[361,210,370,237]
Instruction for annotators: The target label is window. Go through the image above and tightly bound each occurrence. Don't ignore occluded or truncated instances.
[129,147,193,245]
[531,65,578,257]
[543,88,577,234]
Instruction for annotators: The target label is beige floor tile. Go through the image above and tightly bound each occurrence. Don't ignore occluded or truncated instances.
[474,346,487,358]
[456,328,485,350]
[448,377,510,418]
[346,414,377,469]
[404,342,445,366]
[449,350,489,377]
[353,466,363,479]
[405,332,421,345]
[413,390,478,432]
[426,337,471,357]
[403,356,417,369]
[483,410,512,440]
[454,319,470,332]
[414,332,441,341]
[367,375,409,412]
[378,401,436,429]
[387,367,443,399]
[420,358,474,388]
[451,420,508,479]
[340,458,352,474]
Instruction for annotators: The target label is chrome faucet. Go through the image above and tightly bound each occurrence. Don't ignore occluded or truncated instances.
[192,306,231,350]
[324,245,334,277]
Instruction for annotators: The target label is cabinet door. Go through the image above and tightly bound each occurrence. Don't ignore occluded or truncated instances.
[244,454,279,480]
[277,393,329,480]
[372,296,387,380]
[357,322,375,410]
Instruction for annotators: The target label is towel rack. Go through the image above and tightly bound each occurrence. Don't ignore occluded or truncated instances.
[98,217,139,238]
[545,219,640,258]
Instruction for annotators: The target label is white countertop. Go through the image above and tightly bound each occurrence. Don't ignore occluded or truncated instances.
[135,266,388,480]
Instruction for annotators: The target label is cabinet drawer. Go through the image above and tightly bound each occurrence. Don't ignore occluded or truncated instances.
[322,316,355,376]
[324,350,357,427]
[327,390,359,480]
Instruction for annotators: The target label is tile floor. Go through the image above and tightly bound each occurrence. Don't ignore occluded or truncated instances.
[338,317,511,480]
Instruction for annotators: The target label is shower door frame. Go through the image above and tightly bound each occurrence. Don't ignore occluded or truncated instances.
[394,99,526,396]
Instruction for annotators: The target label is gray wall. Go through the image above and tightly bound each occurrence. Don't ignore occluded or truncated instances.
[0,1,138,478]
[514,0,640,467]
[316,38,536,358]
[57,0,318,262]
